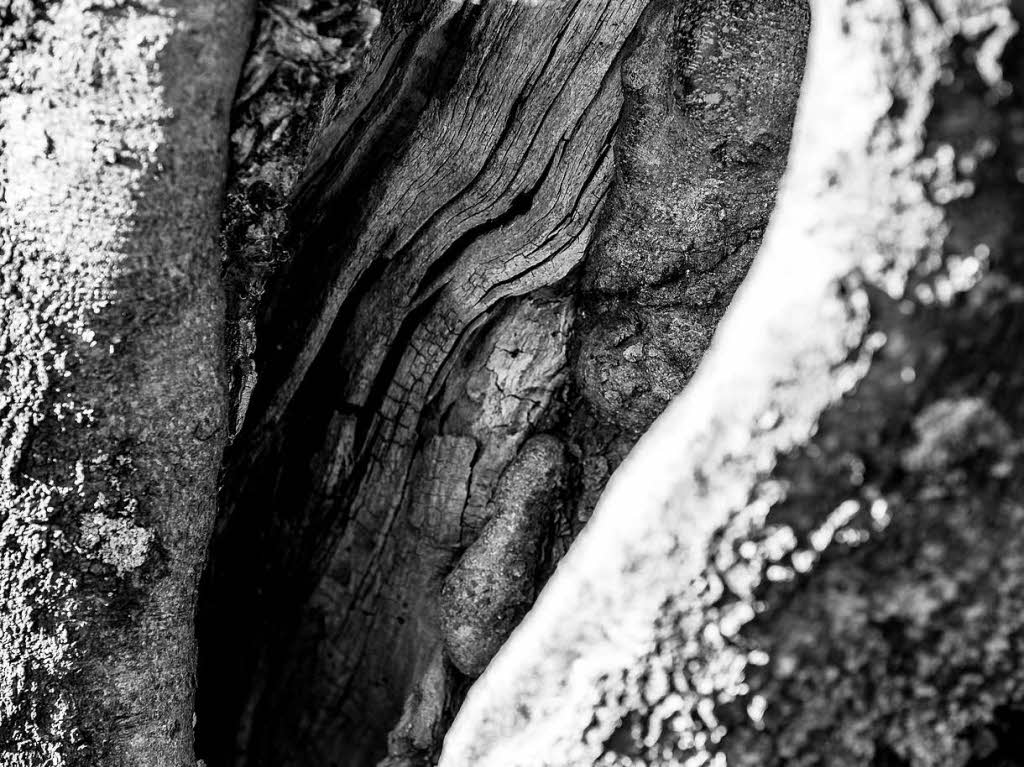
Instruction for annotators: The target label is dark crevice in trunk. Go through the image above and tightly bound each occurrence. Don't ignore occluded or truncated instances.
[196,1,809,765]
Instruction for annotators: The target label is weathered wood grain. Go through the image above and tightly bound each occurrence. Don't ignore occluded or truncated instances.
[204,1,806,765]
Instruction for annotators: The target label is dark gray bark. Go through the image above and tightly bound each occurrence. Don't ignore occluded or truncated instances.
[0,1,250,765]
[200,1,807,765]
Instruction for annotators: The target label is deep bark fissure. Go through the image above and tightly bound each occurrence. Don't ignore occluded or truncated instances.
[198,1,808,765]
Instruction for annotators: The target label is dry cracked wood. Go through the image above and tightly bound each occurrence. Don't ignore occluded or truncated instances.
[202,1,807,765]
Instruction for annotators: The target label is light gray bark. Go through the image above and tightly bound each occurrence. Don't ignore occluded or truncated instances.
[0,1,251,764]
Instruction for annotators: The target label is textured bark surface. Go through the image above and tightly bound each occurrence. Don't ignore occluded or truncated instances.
[443,1,1024,765]
[6,1,1016,766]
[200,1,808,766]
[0,1,250,764]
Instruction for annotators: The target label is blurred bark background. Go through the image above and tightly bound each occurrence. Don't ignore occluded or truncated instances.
[201,1,806,765]
[442,1,1024,764]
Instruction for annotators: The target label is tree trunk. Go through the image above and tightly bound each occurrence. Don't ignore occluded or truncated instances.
[442,0,1024,765]
[8,0,1022,766]
[0,1,250,765]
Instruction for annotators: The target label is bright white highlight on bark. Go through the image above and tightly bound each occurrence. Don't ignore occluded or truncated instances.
[439,0,1004,763]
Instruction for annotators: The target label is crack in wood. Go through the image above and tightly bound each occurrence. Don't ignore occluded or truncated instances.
[201,1,808,765]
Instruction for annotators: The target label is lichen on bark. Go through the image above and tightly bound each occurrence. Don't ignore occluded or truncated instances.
[0,0,250,764]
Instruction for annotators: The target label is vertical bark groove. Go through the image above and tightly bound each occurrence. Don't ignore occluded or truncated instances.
[201,1,807,765]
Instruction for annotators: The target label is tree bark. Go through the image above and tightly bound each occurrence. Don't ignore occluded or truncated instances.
[442,1,1024,765]
[200,1,807,766]
[0,1,250,765]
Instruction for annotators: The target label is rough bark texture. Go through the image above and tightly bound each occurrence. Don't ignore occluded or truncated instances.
[8,1,1015,766]
[199,1,807,766]
[442,1,1024,765]
[0,1,249,764]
